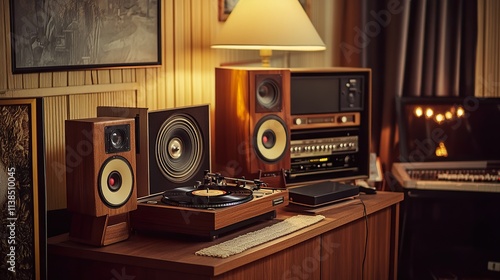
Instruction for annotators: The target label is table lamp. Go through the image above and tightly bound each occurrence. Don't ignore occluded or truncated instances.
[212,0,326,67]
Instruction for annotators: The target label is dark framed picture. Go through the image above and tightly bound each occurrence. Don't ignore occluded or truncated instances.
[0,98,46,280]
[218,0,311,21]
[9,0,161,74]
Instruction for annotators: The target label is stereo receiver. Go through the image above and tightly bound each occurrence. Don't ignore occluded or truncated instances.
[286,68,371,185]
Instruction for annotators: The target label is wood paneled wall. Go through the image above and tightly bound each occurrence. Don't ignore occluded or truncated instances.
[0,0,333,210]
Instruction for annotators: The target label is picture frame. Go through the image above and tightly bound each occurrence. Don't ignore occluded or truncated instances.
[0,98,46,280]
[218,0,311,21]
[9,0,161,74]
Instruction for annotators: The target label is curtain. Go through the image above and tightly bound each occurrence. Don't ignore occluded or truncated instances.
[475,0,500,97]
[332,0,478,189]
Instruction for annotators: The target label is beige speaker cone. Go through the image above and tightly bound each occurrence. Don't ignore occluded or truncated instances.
[99,156,134,207]
[255,117,288,162]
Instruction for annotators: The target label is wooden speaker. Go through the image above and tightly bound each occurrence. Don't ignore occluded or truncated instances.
[65,117,137,246]
[97,106,149,198]
[213,67,291,179]
[148,105,210,193]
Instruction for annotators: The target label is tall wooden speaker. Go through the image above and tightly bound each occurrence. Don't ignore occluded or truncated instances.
[65,117,137,246]
[97,106,149,198]
[213,67,291,180]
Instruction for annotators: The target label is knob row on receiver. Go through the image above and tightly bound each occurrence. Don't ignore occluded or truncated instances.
[290,136,359,158]
[291,142,356,153]
[290,112,361,130]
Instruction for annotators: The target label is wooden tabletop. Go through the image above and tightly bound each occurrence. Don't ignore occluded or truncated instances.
[48,191,403,277]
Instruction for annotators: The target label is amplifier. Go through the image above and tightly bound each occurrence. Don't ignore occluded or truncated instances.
[286,68,371,185]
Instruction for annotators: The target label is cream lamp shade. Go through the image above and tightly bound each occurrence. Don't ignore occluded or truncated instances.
[212,0,326,66]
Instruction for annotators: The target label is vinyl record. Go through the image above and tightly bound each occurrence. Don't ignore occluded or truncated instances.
[161,186,253,208]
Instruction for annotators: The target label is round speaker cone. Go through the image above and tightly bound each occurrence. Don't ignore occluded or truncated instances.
[110,130,126,150]
[168,137,183,159]
[257,79,280,109]
[155,114,204,184]
[261,129,276,149]
[107,171,122,192]
[98,156,134,208]
[254,115,288,162]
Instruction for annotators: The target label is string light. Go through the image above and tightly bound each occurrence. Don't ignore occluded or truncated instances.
[414,105,466,124]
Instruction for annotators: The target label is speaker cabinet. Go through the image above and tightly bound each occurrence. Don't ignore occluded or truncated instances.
[213,67,291,179]
[65,117,136,246]
[97,106,149,198]
[148,104,210,193]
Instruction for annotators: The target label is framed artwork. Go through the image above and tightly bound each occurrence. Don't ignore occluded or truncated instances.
[218,0,311,21]
[9,0,161,74]
[0,98,46,280]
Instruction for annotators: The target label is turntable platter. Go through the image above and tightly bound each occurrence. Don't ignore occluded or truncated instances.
[161,186,254,208]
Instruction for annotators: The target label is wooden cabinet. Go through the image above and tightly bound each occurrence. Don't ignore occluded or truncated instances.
[48,192,403,280]
[322,207,395,280]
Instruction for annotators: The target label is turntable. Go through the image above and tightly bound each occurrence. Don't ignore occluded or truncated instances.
[130,171,289,239]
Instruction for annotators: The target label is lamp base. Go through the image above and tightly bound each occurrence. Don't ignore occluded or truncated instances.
[260,49,272,67]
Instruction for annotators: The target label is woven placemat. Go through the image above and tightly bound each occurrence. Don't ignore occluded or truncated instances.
[195,214,325,258]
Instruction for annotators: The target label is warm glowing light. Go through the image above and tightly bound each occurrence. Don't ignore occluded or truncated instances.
[414,107,423,117]
[435,142,448,157]
[212,0,326,66]
[445,111,453,119]
[425,108,434,118]
[456,107,465,117]
[435,114,445,123]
